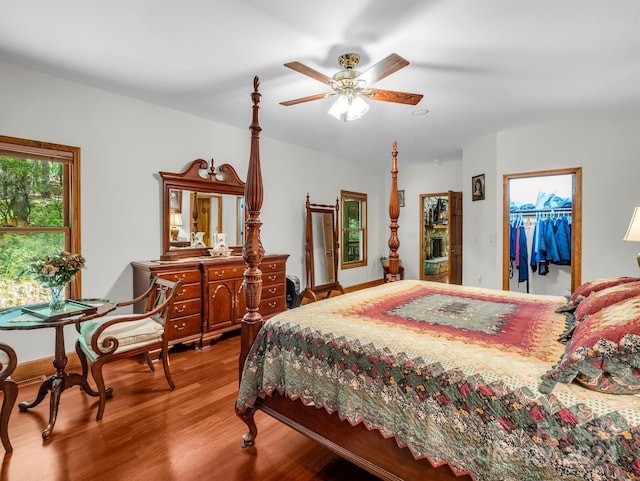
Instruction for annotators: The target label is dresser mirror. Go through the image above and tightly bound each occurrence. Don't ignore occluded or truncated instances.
[300,194,344,303]
[160,159,245,260]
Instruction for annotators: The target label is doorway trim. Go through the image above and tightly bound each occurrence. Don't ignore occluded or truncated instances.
[502,167,582,292]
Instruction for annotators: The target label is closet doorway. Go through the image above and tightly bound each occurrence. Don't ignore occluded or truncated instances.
[502,168,582,295]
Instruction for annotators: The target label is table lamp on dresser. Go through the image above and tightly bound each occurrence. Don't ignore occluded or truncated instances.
[170,212,183,241]
[623,205,640,267]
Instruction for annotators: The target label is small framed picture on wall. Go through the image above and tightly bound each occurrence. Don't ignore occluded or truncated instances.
[169,189,182,212]
[472,174,485,201]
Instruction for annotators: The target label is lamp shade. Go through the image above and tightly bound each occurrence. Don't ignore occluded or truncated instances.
[170,212,183,227]
[624,206,640,242]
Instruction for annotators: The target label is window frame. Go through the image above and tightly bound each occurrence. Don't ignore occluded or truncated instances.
[0,135,82,299]
[340,190,367,269]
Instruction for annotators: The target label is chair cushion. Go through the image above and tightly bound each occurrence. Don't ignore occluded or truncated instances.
[79,315,163,359]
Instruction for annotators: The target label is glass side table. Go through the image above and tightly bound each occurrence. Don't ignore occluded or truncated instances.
[0,299,114,441]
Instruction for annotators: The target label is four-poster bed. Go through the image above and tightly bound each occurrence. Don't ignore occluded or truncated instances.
[236,78,640,481]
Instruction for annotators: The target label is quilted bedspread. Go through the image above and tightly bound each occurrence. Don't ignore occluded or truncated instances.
[236,280,640,480]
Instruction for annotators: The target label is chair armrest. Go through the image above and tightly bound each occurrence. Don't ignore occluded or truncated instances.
[113,276,162,309]
[0,343,17,381]
[89,279,182,355]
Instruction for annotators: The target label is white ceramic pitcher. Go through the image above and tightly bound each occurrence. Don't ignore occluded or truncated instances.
[213,233,227,250]
[191,231,206,247]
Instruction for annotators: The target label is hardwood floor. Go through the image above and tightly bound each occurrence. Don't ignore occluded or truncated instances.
[1,332,381,481]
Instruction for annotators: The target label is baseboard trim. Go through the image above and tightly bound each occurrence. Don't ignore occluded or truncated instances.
[14,352,81,384]
[344,279,384,292]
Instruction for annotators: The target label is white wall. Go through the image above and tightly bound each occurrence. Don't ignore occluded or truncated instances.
[0,60,387,362]
[462,134,500,287]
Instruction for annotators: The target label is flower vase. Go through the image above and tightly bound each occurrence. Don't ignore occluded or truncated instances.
[48,285,66,311]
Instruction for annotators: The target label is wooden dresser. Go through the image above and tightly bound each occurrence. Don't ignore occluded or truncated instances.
[131,253,288,348]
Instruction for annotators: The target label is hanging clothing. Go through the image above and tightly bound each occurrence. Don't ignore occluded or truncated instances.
[509,221,517,279]
[554,217,571,265]
[529,214,572,275]
[517,225,529,287]
[530,216,541,273]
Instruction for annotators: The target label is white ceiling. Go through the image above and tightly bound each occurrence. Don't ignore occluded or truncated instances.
[1,1,639,169]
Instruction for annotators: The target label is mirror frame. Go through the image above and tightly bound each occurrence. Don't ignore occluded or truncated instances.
[301,194,344,303]
[160,159,245,260]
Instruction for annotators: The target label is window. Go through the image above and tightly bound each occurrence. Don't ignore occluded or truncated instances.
[340,190,367,269]
[0,135,81,307]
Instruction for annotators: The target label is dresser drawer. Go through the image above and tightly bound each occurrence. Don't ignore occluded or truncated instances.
[170,298,201,318]
[262,282,285,299]
[206,265,243,281]
[261,260,285,274]
[174,283,200,301]
[157,269,201,284]
[263,270,286,286]
[166,314,201,340]
[260,296,286,317]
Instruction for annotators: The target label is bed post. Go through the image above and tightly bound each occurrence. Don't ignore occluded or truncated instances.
[240,76,266,375]
[387,141,401,281]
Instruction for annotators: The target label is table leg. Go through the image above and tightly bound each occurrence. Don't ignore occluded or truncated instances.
[18,325,101,441]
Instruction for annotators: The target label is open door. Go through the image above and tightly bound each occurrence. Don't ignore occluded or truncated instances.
[448,191,463,285]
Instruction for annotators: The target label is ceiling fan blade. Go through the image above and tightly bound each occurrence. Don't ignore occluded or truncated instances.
[367,89,423,105]
[284,62,332,85]
[358,53,409,86]
[280,92,335,106]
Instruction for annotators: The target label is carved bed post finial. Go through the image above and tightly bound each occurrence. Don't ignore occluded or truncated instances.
[388,141,401,281]
[240,76,266,375]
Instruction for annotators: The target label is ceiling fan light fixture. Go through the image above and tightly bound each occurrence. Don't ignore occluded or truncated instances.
[328,94,369,122]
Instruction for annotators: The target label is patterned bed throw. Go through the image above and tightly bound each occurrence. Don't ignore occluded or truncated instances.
[237,280,640,481]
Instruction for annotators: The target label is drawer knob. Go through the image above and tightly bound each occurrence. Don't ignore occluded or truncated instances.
[268,301,277,308]
[174,305,186,313]
[268,287,277,294]
[268,275,277,282]
[174,322,186,331]
[177,288,186,297]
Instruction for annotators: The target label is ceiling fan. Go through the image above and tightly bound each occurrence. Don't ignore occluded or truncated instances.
[280,53,424,121]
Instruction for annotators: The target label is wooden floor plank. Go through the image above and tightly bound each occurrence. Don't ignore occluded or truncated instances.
[1,333,381,481]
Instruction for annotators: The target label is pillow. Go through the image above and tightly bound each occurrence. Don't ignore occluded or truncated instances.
[569,276,640,305]
[575,365,640,394]
[554,276,640,318]
[574,280,640,322]
[539,295,640,395]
